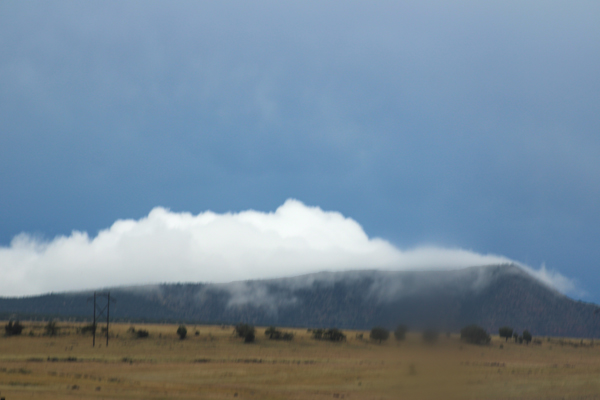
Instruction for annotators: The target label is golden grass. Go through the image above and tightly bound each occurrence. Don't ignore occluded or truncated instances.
[1,322,599,399]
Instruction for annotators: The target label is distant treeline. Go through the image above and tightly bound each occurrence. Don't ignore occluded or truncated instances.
[3,318,547,349]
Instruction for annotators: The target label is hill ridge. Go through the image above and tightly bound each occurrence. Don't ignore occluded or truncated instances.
[1,264,598,338]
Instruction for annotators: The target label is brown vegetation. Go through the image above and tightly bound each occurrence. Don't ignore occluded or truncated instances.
[1,321,600,399]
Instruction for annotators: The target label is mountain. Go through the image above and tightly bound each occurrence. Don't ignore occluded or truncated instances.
[1,264,599,338]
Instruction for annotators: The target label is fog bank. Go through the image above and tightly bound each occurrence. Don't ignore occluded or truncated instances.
[0,199,574,296]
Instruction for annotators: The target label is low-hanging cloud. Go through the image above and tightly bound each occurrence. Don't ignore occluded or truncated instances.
[0,199,575,297]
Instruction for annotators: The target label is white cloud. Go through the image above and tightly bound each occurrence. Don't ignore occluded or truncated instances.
[521,263,581,296]
[0,199,575,297]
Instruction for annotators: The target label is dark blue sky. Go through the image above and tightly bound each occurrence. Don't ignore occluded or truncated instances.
[1,2,599,299]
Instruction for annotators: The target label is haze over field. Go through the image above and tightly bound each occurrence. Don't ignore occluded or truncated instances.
[0,200,574,297]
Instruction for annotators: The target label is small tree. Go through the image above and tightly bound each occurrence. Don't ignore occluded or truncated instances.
[499,326,513,342]
[45,321,59,336]
[81,323,97,335]
[264,326,294,341]
[244,331,255,343]
[522,330,532,345]
[265,326,280,339]
[394,325,408,341]
[177,325,187,340]
[4,320,24,336]
[370,327,390,344]
[312,328,346,342]
[422,328,439,344]
[136,329,149,338]
[460,325,491,345]
[234,323,255,343]
[324,328,346,342]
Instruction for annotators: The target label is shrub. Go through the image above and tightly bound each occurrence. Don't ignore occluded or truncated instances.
[80,324,96,335]
[136,329,149,338]
[327,329,346,342]
[312,328,324,340]
[264,326,294,341]
[5,320,24,336]
[312,328,346,342]
[422,328,439,344]
[522,330,532,345]
[234,323,256,343]
[244,332,255,343]
[370,327,390,343]
[127,326,136,333]
[177,325,187,340]
[234,323,255,337]
[499,326,513,342]
[513,332,518,342]
[45,321,59,336]
[394,325,408,341]
[460,325,491,345]
[265,326,279,339]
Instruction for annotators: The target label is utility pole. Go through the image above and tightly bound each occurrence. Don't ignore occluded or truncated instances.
[88,291,116,347]
[93,292,96,347]
[106,292,110,346]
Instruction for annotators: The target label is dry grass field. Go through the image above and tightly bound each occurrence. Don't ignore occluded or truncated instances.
[1,322,600,399]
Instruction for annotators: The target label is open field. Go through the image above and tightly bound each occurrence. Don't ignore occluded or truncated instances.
[1,322,600,399]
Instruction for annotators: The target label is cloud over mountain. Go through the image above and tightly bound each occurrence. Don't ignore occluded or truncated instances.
[0,199,573,297]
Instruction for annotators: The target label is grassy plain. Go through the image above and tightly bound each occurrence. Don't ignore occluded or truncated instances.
[1,322,600,399]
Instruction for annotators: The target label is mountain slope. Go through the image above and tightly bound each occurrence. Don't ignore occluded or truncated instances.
[1,264,599,337]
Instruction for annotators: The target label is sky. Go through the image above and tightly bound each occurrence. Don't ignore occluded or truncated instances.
[0,1,599,299]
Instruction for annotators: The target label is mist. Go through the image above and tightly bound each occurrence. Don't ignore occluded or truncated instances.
[0,199,574,297]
